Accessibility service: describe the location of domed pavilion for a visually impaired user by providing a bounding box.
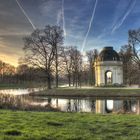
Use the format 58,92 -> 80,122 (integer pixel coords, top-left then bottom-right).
94,46 -> 123,86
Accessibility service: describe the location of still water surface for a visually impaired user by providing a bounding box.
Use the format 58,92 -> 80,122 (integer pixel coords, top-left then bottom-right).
0,88 -> 140,114
29,96 -> 139,113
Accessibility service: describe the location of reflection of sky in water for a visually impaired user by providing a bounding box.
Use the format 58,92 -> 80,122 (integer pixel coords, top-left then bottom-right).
0,88 -> 44,95
131,105 -> 136,112
51,99 -> 94,112
131,102 -> 137,112
106,100 -> 114,111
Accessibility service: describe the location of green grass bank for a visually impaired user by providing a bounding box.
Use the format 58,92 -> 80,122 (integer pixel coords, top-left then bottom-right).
30,88 -> 140,98
0,110 -> 140,140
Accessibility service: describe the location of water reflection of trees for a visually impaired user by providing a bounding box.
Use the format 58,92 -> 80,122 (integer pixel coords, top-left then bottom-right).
90,100 -> 95,112
66,99 -> 95,112
123,100 -> 137,113
25,97 -> 139,114
67,99 -> 79,112
66,99 -> 137,113
66,99 -> 81,112
67,99 -> 71,112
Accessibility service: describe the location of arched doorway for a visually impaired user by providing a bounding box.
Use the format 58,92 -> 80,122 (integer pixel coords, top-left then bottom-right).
105,70 -> 112,85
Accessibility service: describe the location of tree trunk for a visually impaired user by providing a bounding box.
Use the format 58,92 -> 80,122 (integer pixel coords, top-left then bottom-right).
55,64 -> 58,88
72,72 -> 74,86
47,75 -> 51,89
55,47 -> 59,88
78,72 -> 81,87
47,70 -> 51,89
139,63 -> 140,87
75,72 -> 78,88
68,73 -> 71,87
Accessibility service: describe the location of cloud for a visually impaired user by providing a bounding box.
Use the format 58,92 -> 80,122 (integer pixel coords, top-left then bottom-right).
15,0 -> 36,30
111,0 -> 136,33
39,0 -> 61,25
81,0 -> 98,52
57,10 -> 62,26
0,0 -> 33,38
0,35 -> 24,66
0,0 -> 138,66
0,36 -> 5,48
0,53 -> 19,67
62,0 -> 66,36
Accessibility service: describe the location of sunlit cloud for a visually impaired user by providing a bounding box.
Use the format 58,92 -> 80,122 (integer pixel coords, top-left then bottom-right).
0,53 -> 20,67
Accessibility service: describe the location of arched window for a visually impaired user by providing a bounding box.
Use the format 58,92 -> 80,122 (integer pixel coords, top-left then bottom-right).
105,70 -> 112,85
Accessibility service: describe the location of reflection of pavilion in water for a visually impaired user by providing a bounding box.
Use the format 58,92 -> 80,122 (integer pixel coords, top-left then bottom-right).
96,100 -> 140,114
46,98 -> 140,114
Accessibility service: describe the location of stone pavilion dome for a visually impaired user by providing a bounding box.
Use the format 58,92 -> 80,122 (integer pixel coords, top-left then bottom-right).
98,46 -> 120,61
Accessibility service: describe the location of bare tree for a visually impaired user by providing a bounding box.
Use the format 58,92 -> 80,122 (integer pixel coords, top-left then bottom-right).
128,29 -> 140,86
61,46 -> 73,86
45,26 -> 63,88
119,45 -> 134,85
0,60 -> 15,83
23,25 -> 63,89
16,64 -> 46,84
71,47 -> 82,87
61,47 -> 82,87
86,49 -> 98,85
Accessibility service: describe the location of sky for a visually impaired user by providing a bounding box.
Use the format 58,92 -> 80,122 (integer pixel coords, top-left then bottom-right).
0,0 -> 140,66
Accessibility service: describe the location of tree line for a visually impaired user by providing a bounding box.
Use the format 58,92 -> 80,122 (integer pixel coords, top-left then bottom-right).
120,29 -> 140,86
0,25 -> 139,88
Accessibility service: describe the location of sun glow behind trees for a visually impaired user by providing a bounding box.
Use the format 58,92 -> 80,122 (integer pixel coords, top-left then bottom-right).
0,60 -> 15,75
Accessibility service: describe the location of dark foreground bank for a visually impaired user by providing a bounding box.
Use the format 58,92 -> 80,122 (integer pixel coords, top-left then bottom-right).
0,110 -> 140,140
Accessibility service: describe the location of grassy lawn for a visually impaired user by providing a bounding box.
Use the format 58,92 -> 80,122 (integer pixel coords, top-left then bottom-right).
0,83 -> 29,89
0,110 -> 140,140
0,83 -> 47,89
31,88 -> 140,98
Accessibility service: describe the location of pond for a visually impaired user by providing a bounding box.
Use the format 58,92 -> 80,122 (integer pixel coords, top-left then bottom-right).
28,96 -> 140,114
0,88 -> 140,114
